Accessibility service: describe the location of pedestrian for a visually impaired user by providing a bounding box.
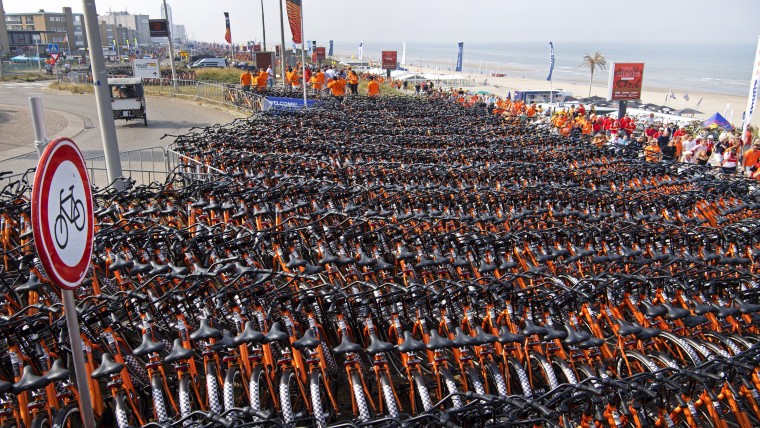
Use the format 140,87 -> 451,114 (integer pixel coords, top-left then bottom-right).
366,75 -> 380,97
240,68 -> 253,91
721,148 -> 738,174
414,82 -> 421,94
742,140 -> 760,176
266,65 -> 274,88
255,68 -> 268,90
347,68 -> 359,95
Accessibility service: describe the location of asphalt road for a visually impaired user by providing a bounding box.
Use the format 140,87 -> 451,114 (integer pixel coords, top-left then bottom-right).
0,79 -> 239,179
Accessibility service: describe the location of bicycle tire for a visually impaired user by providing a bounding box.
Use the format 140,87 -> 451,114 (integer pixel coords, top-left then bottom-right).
484,360 -> 509,397
439,367 -> 463,409
279,369 -> 308,425
529,352 -> 559,395
150,373 -> 171,422
411,370 -> 434,413
309,371 -> 329,428
52,403 -> 85,428
30,415 -> 50,428
504,356 -> 533,398
178,375 -> 202,420
114,392 -> 140,428
464,365 -> 486,395
350,370 -> 372,422
223,366 -> 247,413
205,361 -> 222,414
248,366 -> 275,419
378,371 -> 400,418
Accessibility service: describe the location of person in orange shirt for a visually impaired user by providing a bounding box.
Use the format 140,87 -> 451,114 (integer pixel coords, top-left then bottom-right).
255,69 -> 268,90
327,77 -> 345,97
526,103 -> 537,118
742,140 -> 760,175
644,140 -> 662,162
347,69 -> 359,95
289,67 -> 301,88
312,68 -> 325,92
240,68 -> 253,91
366,75 -> 380,97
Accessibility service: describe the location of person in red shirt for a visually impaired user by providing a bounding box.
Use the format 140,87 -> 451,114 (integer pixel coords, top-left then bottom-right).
645,125 -> 657,138
577,104 -> 586,116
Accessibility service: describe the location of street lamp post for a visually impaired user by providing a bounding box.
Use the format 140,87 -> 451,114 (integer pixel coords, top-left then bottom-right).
34,36 -> 41,71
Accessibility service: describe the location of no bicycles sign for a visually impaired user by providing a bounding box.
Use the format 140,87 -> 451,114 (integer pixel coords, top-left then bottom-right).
32,137 -> 94,290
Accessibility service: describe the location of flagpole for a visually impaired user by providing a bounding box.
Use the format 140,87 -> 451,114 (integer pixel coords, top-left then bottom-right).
278,0 -> 287,87
260,0 -> 267,51
300,1 -> 307,106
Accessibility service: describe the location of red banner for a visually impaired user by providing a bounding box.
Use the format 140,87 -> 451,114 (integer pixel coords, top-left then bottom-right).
315,47 -> 326,60
286,0 -> 302,44
224,12 -> 231,44
254,44 -> 262,52
608,62 -> 645,101
382,51 -> 397,70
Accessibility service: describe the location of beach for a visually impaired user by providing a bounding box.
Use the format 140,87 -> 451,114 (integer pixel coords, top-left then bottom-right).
402,62 -> 758,129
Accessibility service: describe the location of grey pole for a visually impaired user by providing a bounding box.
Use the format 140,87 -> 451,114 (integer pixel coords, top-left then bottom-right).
29,97 -> 49,157
63,289 -> 96,428
261,0 -> 267,52
82,0 -> 123,191
163,0 -> 178,91
279,0 -> 287,87
300,4 -> 307,106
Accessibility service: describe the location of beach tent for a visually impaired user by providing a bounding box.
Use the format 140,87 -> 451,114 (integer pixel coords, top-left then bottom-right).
702,112 -> 732,130
10,55 -> 43,63
676,108 -> 703,118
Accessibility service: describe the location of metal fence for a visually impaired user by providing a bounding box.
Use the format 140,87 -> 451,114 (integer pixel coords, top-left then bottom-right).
142,78 -> 264,113
84,146 -> 170,188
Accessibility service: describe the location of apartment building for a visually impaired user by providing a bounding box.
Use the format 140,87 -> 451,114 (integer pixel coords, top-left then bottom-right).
3,7 -> 86,55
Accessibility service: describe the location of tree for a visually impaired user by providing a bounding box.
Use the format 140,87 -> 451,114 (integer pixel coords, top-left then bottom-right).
579,51 -> 606,98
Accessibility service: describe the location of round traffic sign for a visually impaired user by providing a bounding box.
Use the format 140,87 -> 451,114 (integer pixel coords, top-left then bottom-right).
32,137 -> 94,290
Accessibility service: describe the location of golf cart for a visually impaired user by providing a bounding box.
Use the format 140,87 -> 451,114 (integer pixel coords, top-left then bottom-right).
108,77 -> 147,126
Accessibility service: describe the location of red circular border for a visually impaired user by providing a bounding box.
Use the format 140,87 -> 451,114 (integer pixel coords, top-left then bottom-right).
31,138 -> 94,290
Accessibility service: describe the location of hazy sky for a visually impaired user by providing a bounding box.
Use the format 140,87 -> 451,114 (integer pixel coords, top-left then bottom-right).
4,0 -> 759,46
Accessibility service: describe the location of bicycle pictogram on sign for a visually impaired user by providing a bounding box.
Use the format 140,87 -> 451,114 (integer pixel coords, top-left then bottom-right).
54,185 -> 86,249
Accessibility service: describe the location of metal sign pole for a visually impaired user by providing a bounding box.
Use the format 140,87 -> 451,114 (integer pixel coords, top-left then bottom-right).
163,0 -> 178,91
62,289 -> 96,428
29,97 -> 49,157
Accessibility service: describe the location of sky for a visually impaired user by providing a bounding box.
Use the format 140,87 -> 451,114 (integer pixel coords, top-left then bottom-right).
4,0 -> 759,46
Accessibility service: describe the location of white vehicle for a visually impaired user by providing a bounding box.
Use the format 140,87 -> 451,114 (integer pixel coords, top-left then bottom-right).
108,78 -> 147,127
189,58 -> 227,68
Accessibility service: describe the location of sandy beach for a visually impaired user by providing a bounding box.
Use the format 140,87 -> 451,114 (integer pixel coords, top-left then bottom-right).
403,63 -> 758,128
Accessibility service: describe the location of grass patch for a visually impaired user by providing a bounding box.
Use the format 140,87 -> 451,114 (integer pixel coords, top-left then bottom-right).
195,67 -> 243,84
49,82 -> 94,94
0,72 -> 52,82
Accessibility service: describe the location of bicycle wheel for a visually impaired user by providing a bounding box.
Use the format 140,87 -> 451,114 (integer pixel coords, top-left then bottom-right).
504,357 -> 533,398
52,404 -> 85,428
205,361 -> 223,414
223,366 -> 248,413
248,367 -> 276,418
350,371 -> 372,422
411,370 -> 433,413
279,369 -> 308,425
484,360 -> 508,397
439,367 -> 463,409
30,415 -> 50,428
179,376 -> 203,420
463,366 -> 486,395
150,374 -> 171,422
309,371 -> 329,428
529,353 -> 559,395
378,371 -> 400,418
114,392 -> 140,428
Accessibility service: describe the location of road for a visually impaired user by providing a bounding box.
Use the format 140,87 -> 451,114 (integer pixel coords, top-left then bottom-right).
0,79 -> 239,177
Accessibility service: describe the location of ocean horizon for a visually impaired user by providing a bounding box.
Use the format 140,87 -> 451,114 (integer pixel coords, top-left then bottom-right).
329,41 -> 756,97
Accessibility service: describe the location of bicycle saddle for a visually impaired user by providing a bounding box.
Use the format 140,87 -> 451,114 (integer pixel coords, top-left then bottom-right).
693,301 -> 718,315
714,305 -> 740,319
12,366 -> 49,393
396,246 -> 417,261
662,302 -> 690,320
397,331 -> 427,353
264,322 -> 290,344
285,253 -> 307,269
452,255 -> 470,268
452,327 -> 480,347
91,353 -> 125,380
15,274 -> 41,293
497,326 -> 525,345
682,315 -> 709,328
130,261 -> 152,275
235,321 -> 266,345
577,337 -> 605,350
374,257 -> 395,272
42,359 -> 71,384
733,297 -> 760,314
189,319 -> 223,341
366,333 -> 395,355
356,251 -> 377,267
639,301 -> 668,319
108,254 -> 134,271
472,326 -> 498,345
477,261 -> 497,274
615,319 -> 642,336
167,263 -> 190,278
190,198 -> 208,209
133,332 -> 166,357
332,335 -> 363,355
318,249 -> 341,266
426,329 -> 455,350
149,261 -> 171,276
562,324 -> 591,346
498,257 -> 518,271
415,256 -> 437,269
165,339 -> 196,364
634,326 -> 661,341
301,263 -> 324,275
292,329 -> 322,351
521,320 -> 548,337
543,326 -> 568,341
212,331 -> 238,350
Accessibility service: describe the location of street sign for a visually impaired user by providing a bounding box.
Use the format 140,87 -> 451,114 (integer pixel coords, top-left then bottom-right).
132,58 -> 159,78
50,52 -> 60,62
148,19 -> 169,37
48,44 -> 59,53
32,137 -> 94,290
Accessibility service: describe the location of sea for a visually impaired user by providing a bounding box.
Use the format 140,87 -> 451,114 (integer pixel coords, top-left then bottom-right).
331,41 -> 756,97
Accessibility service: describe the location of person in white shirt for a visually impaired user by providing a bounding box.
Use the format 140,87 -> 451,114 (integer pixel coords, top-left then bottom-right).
266,66 -> 274,88
325,67 -> 336,81
681,135 -> 699,163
